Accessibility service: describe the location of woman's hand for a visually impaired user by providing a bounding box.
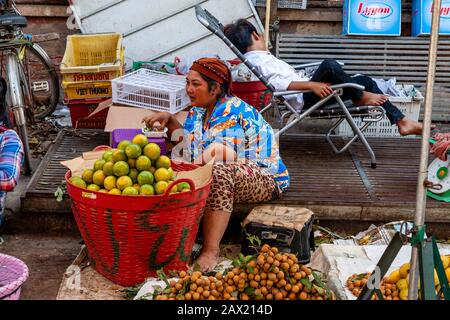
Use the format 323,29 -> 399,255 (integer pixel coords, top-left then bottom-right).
309,82 -> 333,98
142,112 -> 172,130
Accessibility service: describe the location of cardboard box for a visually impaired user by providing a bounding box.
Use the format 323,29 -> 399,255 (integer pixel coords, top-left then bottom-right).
343,0 -> 401,36
412,0 -> 450,36
87,98 -> 188,146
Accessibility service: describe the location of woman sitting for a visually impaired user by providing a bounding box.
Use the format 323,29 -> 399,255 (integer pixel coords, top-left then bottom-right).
143,58 -> 289,271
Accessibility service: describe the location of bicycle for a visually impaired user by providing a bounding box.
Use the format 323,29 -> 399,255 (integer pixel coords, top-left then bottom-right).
0,0 -> 60,175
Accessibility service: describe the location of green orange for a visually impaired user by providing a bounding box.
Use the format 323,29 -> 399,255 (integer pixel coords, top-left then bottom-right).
109,188 -> 121,195
81,169 -> 94,184
87,184 -> 101,191
132,134 -> 149,148
104,176 -> 117,191
117,140 -> 131,151
92,170 -> 106,186
103,161 -> 115,176
102,150 -> 114,162
155,181 -> 169,195
136,155 -> 152,171
128,158 -> 136,168
125,143 -> 142,159
140,184 -> 155,196
177,182 -> 191,192
71,177 -> 87,189
155,155 -> 171,169
116,176 -> 133,191
93,159 -> 106,171
129,168 -> 139,184
112,149 -> 127,162
113,161 -> 130,177
122,186 -> 139,196
154,168 -> 171,182
143,143 -> 161,161
137,171 -> 154,185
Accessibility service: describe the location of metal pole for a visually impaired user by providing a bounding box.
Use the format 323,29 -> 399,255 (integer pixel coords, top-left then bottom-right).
265,0 -> 271,48
408,0 -> 442,300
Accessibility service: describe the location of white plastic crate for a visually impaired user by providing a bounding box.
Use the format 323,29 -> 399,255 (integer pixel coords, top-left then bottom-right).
112,69 -> 190,114
337,86 -> 424,138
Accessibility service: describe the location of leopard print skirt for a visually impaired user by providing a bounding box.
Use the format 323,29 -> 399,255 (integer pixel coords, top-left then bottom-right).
205,160 -> 281,213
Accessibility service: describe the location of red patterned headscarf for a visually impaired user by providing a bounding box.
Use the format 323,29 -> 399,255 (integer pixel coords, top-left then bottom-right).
190,58 -> 232,95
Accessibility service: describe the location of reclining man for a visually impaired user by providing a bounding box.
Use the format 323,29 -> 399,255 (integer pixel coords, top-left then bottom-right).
224,20 -> 424,136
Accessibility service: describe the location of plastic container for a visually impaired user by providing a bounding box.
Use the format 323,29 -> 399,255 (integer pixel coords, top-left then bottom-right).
65,161 -> 212,286
111,128 -> 167,155
112,69 -> 190,114
232,81 -> 273,111
338,86 -> 424,138
412,0 -> 450,36
65,98 -> 109,129
0,253 -> 29,300
342,0 -> 401,36
62,80 -> 112,100
241,206 -> 315,264
60,33 -> 124,84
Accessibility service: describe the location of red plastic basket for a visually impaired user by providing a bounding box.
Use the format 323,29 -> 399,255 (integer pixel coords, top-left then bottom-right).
65,98 -> 109,129
232,81 -> 273,111
65,161 -> 211,286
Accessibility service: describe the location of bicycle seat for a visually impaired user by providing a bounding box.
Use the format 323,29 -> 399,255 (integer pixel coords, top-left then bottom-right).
0,14 -> 27,28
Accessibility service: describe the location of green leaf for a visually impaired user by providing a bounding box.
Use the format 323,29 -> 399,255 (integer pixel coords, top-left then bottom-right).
156,269 -> 169,287
300,277 -> 312,290
247,266 -> 255,274
54,186 -> 65,203
245,287 -> 255,296
313,284 -> 325,296
245,254 -> 258,263
232,258 -> 242,268
312,271 -> 332,300
239,253 -> 245,262
169,270 -> 179,277
193,262 -> 201,272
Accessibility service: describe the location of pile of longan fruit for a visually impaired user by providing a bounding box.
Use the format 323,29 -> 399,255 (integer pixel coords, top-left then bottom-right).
346,273 -> 401,300
154,244 -> 335,300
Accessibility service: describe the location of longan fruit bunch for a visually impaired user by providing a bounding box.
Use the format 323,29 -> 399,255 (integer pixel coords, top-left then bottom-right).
346,273 -> 400,300
154,244 -> 334,300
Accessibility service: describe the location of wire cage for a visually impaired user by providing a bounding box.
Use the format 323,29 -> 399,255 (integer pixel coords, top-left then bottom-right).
252,0 -> 307,10
112,69 -> 190,114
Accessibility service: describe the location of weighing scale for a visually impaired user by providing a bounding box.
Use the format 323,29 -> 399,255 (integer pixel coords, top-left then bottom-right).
427,139 -> 450,202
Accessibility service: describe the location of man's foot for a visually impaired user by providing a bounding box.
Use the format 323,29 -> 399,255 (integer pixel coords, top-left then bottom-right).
194,248 -> 220,272
397,117 -> 424,136
353,91 -> 388,106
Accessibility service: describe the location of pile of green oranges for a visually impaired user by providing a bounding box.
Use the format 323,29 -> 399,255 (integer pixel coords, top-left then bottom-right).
69,134 -> 190,196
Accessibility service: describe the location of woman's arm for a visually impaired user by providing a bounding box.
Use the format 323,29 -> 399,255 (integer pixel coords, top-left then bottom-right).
194,142 -> 237,165
0,131 -> 23,192
142,112 -> 183,140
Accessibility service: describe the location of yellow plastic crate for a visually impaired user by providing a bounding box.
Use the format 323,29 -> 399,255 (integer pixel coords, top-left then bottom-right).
62,80 -> 112,100
61,33 -> 124,83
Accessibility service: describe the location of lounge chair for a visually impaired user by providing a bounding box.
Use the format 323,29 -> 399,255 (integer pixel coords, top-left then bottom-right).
195,5 -> 385,168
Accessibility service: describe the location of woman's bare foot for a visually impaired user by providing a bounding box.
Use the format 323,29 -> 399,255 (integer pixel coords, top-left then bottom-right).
397,117 -> 423,136
194,248 -> 220,272
354,91 -> 388,106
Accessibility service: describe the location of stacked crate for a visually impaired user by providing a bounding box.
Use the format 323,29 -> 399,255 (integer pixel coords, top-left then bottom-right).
61,33 -> 124,128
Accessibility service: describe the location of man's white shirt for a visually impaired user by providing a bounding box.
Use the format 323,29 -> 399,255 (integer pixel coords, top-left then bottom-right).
243,50 -> 310,111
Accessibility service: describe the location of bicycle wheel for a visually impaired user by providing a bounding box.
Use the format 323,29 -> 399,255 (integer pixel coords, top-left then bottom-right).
19,43 -> 60,119
6,52 -> 32,175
